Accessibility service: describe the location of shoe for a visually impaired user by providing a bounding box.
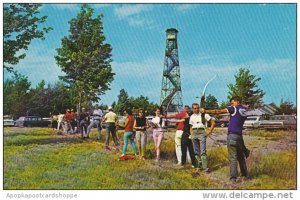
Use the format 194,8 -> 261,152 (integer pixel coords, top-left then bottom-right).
204,168 -> 211,174
230,178 -> 237,183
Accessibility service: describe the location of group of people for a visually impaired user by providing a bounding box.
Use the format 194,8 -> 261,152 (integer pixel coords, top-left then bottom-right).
118,96 -> 250,182
55,109 -> 76,133
52,96 -> 250,182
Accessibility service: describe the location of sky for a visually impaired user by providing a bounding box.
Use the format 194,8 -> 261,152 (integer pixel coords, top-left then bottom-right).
3,3 -> 297,107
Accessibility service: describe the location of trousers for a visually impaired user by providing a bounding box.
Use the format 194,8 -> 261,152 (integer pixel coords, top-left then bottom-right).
227,133 -> 248,180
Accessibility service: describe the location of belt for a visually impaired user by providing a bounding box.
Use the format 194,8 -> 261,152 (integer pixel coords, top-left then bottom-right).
228,132 -> 242,136
192,127 -> 205,130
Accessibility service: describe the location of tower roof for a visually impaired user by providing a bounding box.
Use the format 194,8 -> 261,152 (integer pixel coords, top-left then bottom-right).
166,28 -> 178,33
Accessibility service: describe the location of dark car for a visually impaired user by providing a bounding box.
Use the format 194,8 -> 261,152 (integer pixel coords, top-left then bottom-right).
210,116 -> 230,128
15,116 -> 49,127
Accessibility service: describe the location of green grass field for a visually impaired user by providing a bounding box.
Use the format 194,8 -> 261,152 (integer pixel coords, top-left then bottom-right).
3,127 -> 296,189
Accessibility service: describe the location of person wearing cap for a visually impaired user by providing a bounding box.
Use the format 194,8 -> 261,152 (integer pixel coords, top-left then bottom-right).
70,109 -> 77,133
87,104 -> 103,140
79,107 -> 90,138
103,106 -> 119,149
64,109 -> 73,134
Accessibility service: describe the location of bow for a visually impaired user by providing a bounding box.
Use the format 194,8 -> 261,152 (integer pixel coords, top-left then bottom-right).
202,74 -> 217,96
200,75 -> 217,124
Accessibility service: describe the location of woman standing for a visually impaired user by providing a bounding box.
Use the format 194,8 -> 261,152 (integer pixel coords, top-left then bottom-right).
120,110 -> 137,156
133,109 -> 149,160
151,108 -> 167,162
168,110 -> 197,167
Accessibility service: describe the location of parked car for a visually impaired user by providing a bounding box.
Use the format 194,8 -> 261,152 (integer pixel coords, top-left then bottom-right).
101,116 -> 126,130
215,116 -> 230,128
243,116 -> 262,129
15,116 -> 49,127
260,115 -> 296,130
117,116 -> 126,130
207,117 -> 229,128
3,115 -> 15,127
209,116 -> 230,128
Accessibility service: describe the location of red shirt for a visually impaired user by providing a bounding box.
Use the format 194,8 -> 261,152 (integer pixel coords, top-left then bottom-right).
125,115 -> 134,132
70,112 -> 75,119
175,112 -> 186,130
64,112 -> 73,121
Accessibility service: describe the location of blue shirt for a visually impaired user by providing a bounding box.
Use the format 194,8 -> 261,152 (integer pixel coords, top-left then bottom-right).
227,105 -> 247,135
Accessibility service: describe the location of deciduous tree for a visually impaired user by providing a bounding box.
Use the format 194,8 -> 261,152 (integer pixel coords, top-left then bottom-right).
228,68 -> 265,108
55,4 -> 114,113
204,94 -> 219,109
276,99 -> 296,115
4,3 -> 52,72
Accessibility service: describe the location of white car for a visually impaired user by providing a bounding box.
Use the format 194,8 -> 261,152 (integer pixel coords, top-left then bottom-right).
243,116 -> 262,129
3,115 -> 15,127
260,115 -> 296,130
118,116 -> 126,126
146,116 -> 154,121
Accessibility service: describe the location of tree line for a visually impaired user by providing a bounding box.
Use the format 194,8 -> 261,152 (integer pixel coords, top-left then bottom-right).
3,72 -> 160,118
3,4 -> 296,119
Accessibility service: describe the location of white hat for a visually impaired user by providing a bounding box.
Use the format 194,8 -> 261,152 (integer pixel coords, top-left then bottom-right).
108,106 -> 113,110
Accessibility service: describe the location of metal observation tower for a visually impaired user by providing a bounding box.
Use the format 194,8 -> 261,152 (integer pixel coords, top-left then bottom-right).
160,28 -> 183,113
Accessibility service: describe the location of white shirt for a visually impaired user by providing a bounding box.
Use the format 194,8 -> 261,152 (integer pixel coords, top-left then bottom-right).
92,109 -> 103,120
189,113 -> 211,128
151,116 -> 166,128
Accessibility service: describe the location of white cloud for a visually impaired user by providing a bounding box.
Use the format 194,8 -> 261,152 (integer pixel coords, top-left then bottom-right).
127,16 -> 145,26
114,4 -> 152,19
8,43 -> 63,87
50,4 -> 80,12
113,4 -> 155,28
